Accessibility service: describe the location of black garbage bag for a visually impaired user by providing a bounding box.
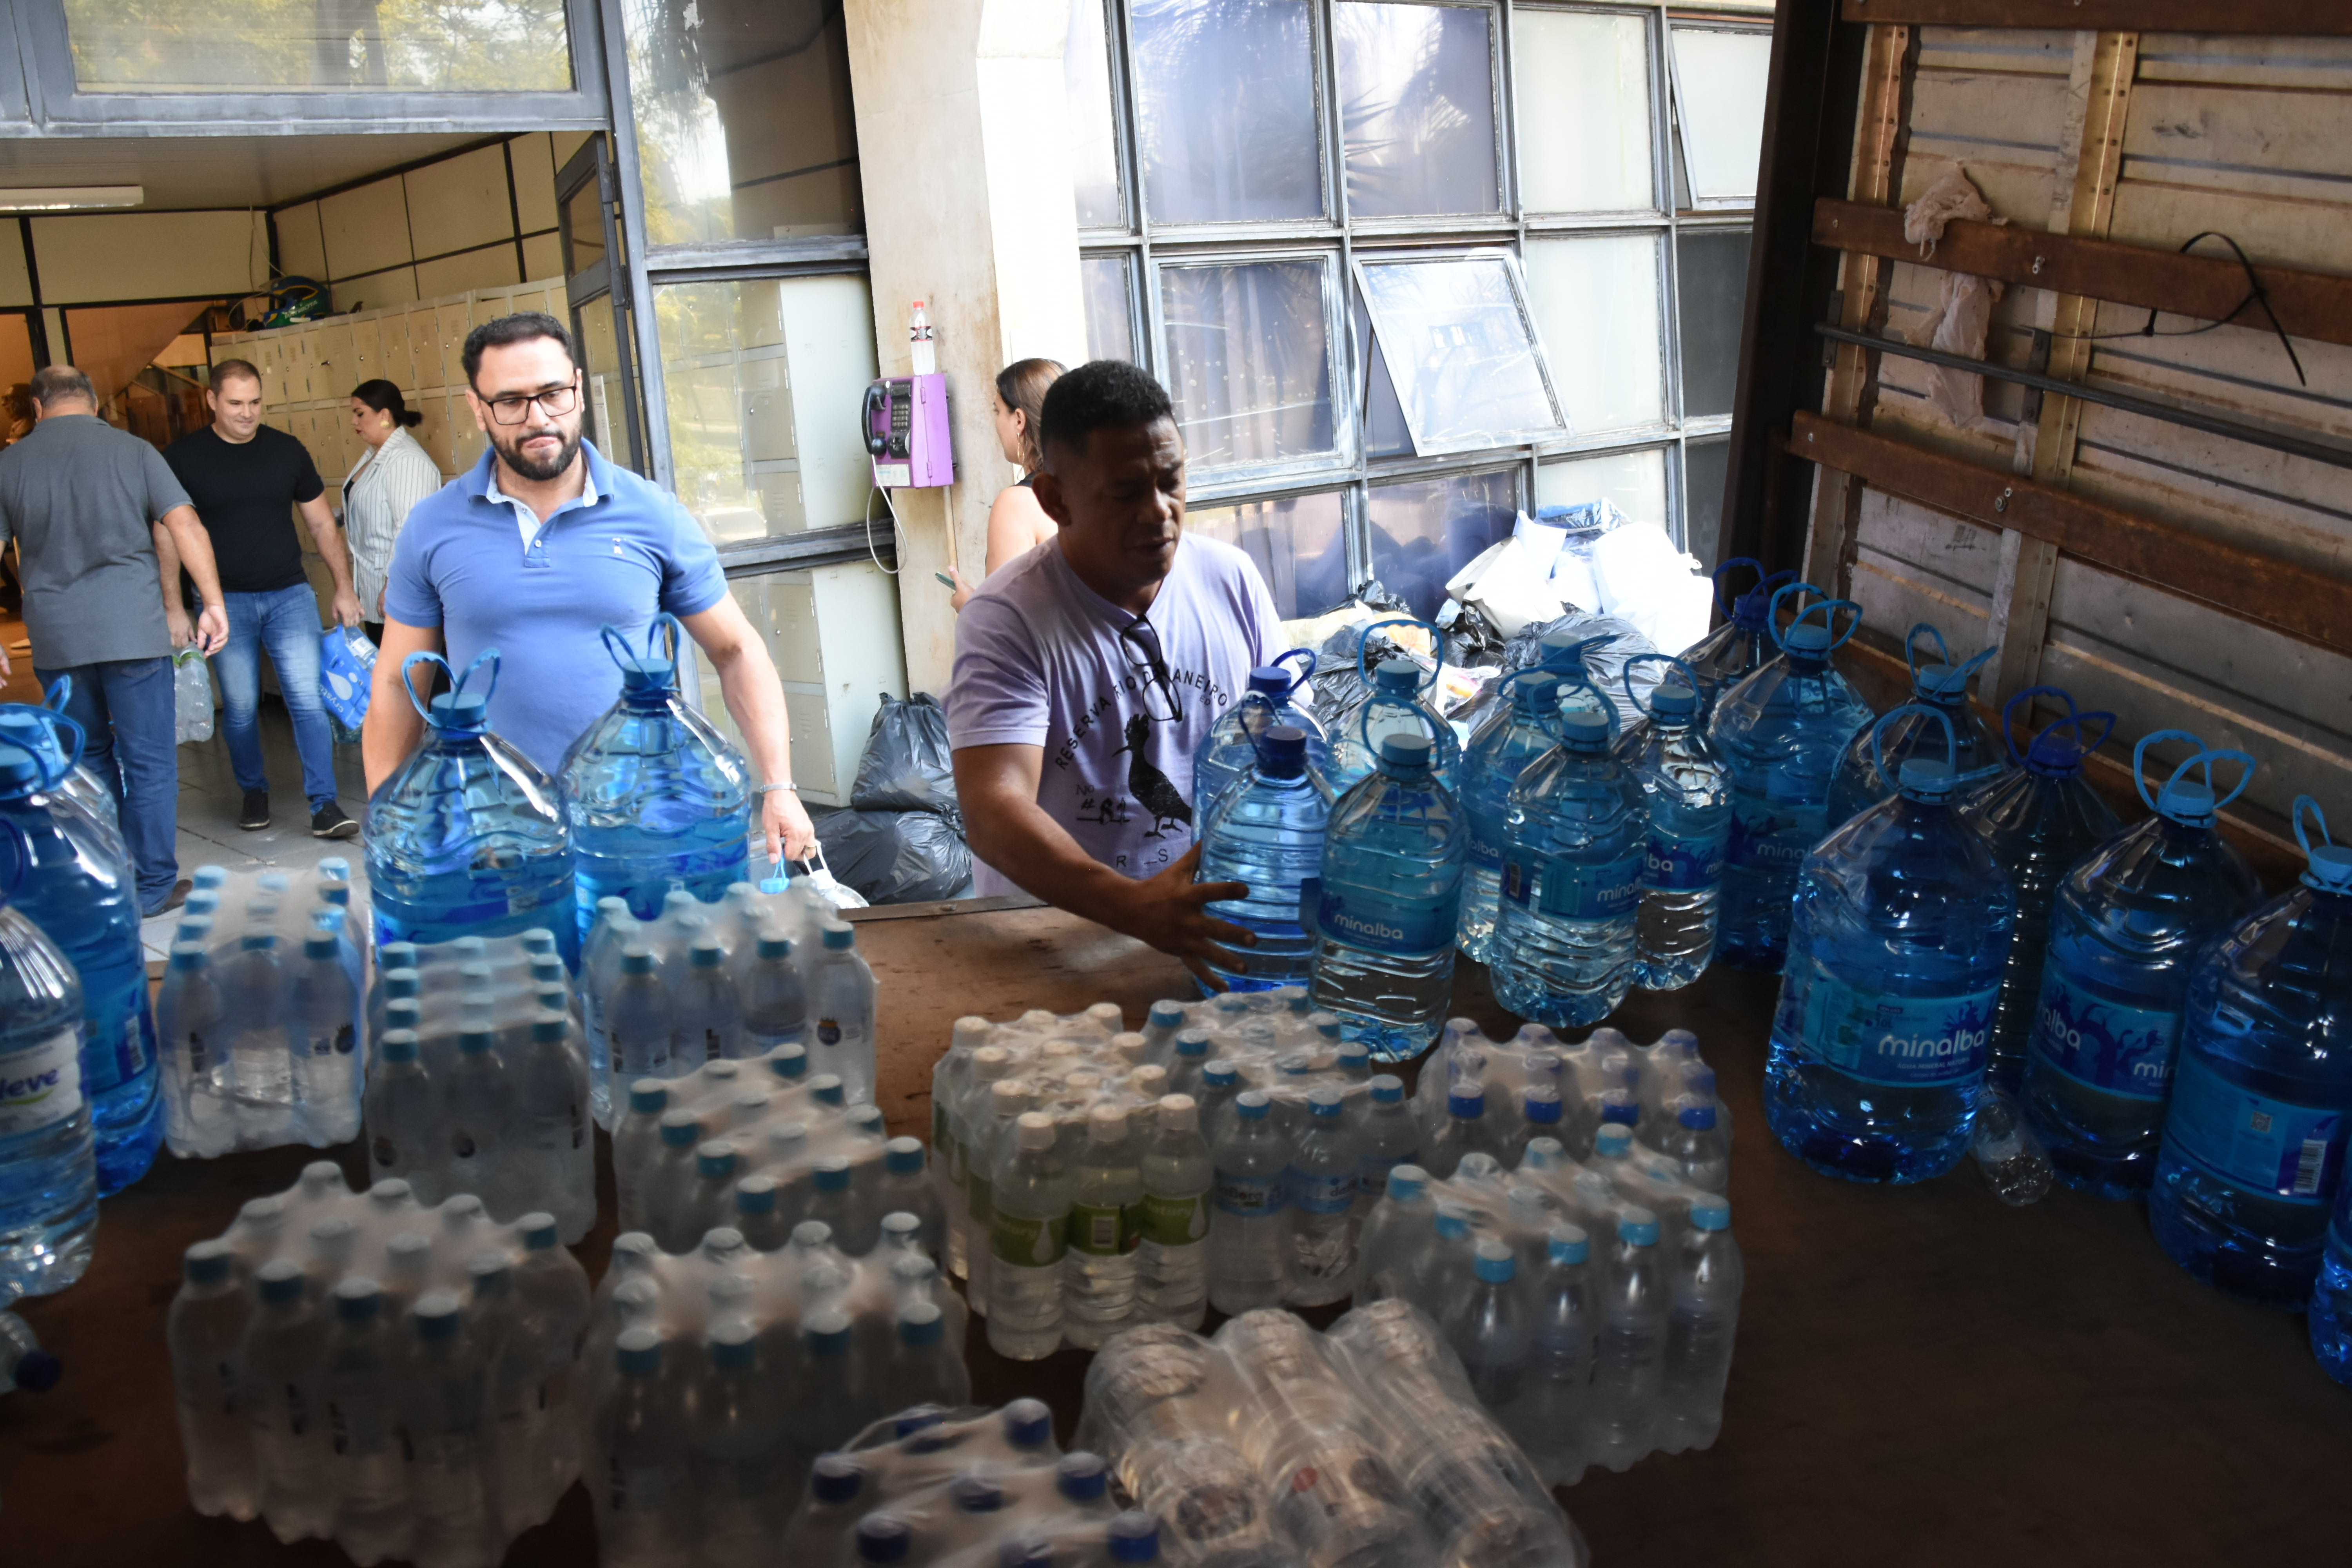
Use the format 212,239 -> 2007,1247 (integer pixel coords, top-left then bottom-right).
849,691 -> 960,829
809,806 -> 974,905
1309,592 -> 1429,738
1434,597 -> 1510,666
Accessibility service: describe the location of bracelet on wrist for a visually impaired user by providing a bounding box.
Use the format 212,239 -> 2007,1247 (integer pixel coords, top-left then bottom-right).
753,782 -> 798,797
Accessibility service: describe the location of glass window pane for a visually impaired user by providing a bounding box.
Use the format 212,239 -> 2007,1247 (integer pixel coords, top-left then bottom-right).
1334,1 -> 1499,219
1676,227 -> 1751,419
1350,290 -> 1411,460
1671,27 -> 1770,206
1367,468 -> 1518,622
562,179 -> 607,278
62,0 -> 573,91
1516,9 -> 1653,213
1358,254 -> 1561,454
577,296 -> 639,474
1537,445 -> 1668,527
1068,0 -> 1124,228
1083,254 -> 1136,363
1682,437 -> 1730,567
654,273 -> 880,542
1521,234 -> 1664,435
622,0 -> 862,250
1160,258 -> 1336,471
1132,0 -> 1322,225
1189,491 -> 1349,619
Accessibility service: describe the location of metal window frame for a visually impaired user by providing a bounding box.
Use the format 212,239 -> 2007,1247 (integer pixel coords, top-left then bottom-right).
555,134 -> 650,477
1662,15 -> 1775,213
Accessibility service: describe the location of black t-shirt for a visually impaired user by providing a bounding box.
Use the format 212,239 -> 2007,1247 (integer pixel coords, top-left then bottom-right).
163,425 -> 326,594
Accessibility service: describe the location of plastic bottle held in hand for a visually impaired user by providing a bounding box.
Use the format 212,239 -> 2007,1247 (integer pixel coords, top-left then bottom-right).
1765,706 -> 2015,1184
1327,641 -> 1463,797
243,1258 -> 336,1542
1198,726 -> 1333,993
594,1328 -> 694,1568
1134,1093 -> 1213,1328
0,877 -> 93,1301
1492,701 -> 1648,1027
321,1278 -> 411,1566
1065,1102 -> 1146,1348
1659,1194 -> 1741,1454
1960,688 -> 2123,1093
562,614 -> 753,953
1679,559 -> 1793,720
1588,1207 -> 1666,1473
1450,1240 -> 1532,1417
2152,797 -> 2352,1307
1710,584 -> 1876,972
1309,731 -> 1468,1062
1284,1086 -> 1361,1306
1194,654 -> 1330,820
1511,1223 -> 1595,1486
1826,622 -> 2007,828
989,1110 -> 1074,1359
1619,660 -> 1732,991
1456,671 -> 1567,965
811,920 -> 876,1102
1209,1089 -> 1290,1315
367,650 -> 576,966
2022,734 -> 2265,1199
2311,1172 -> 2352,1386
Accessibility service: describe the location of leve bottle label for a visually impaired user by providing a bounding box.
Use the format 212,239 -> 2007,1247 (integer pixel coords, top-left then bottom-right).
2162,1051 -> 2346,1203
0,1027 -> 84,1136
2027,964 -> 2180,1100
1800,976 -> 1998,1087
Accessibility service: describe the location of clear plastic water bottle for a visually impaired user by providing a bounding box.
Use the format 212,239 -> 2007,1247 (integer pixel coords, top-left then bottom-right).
362,1029 -> 441,1201
1825,622 -> 2006,827
1422,1081 -> 1506,1178
1327,642 -> 1463,797
1962,687 -> 2123,1093
966,1078 -> 1035,1319
1456,671 -> 1566,965
1678,559 -> 1793,721
562,614 -> 753,953
1492,704 -> 1648,1027
593,1327 -> 694,1568
1510,1223 -> 1593,1486
1588,1207 -> 1665,1473
2311,1174 -> 2352,1386
691,1320 -> 791,1567
1355,1163 -> 1434,1302
368,651 -> 576,965
1653,1099 -> 1730,1194
445,1025 -> 517,1216
321,1277 -> 410,1566
607,946 -> 676,1082
224,929 -> 298,1148
1619,663 -> 1731,991
0,721 -> 160,1193
1352,1073 -> 1421,1214
1969,1088 -> 2053,1207
989,1111 -> 1074,1359
1659,1194 -> 1741,1454
811,921 -> 877,1102
158,940 -> 233,1160
0,877 -> 92,1301
1208,1089 -> 1290,1315
515,1012 -> 595,1241
170,1240 -> 257,1519
1450,1239 -> 1531,1416
581,898 -> 634,1110
740,929 -> 806,1051
1198,726 -> 1333,993
1065,1102 -> 1145,1348
668,938 -> 744,1066
2021,733 -> 2265,1199
2151,796 -> 2352,1307
1710,584 -> 1876,971
0,1307 -> 58,1394
244,1258 -> 336,1542
292,927 -> 361,1146
1286,1086 -> 1361,1306
1765,705 -> 2015,1183
1309,733 -> 1467,1061
1193,655 -> 1329,820
1135,1093 -> 1212,1328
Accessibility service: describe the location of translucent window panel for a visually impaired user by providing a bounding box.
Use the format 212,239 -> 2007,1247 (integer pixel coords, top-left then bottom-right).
1334,1 -> 1499,219
1676,228 -> 1751,419
1516,9 -> 1654,214
562,179 -> 607,278
1671,27 -> 1771,207
622,0 -> 862,249
1357,254 -> 1563,454
1083,254 -> 1137,365
1536,445 -> 1669,529
1521,234 -> 1665,435
1131,0 -> 1322,226
1682,437 -> 1730,566
1189,491 -> 1349,620
62,0 -> 573,91
1367,468 -> 1518,622
1068,0 -> 1124,229
577,296 -> 640,475
1160,258 -> 1337,472
1349,290 -> 1411,460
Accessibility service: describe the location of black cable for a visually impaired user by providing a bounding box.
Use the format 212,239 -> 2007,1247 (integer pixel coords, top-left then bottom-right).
2078,230 -> 2307,388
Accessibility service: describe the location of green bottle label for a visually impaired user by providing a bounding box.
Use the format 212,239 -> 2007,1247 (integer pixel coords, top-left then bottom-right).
1136,1190 -> 1209,1248
1069,1200 -> 1140,1256
991,1208 -> 1069,1267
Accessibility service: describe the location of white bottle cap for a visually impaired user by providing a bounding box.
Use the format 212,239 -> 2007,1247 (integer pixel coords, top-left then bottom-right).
1157,1094 -> 1198,1133
992,1080 -> 1030,1114
1015,1111 -> 1056,1150
1088,1103 -> 1128,1142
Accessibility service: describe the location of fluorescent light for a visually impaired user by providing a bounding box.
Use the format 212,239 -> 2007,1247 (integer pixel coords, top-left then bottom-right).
0,185 -> 143,211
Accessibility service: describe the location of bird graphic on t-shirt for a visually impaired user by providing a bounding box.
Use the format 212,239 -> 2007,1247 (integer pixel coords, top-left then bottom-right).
1114,713 -> 1192,839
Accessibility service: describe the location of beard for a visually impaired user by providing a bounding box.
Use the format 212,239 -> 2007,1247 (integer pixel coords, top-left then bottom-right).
492,420 -> 582,483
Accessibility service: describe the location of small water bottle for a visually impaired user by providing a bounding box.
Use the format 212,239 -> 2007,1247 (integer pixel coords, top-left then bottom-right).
1207,1089 -> 1290,1316
988,1111 -> 1073,1359
1659,1194 -> 1742,1454
1448,1239 -> 1531,1417
0,1308 -> 60,1393
673,938 -> 746,1064
909,299 -> 936,376
1065,1103 -> 1144,1348
1510,1222 -> 1593,1486
811,922 -> 877,1103
606,946 -> 675,1082
1134,1093 -> 1212,1329
1285,1086 -> 1361,1306
1351,1074 -> 1421,1214
1587,1207 -> 1666,1473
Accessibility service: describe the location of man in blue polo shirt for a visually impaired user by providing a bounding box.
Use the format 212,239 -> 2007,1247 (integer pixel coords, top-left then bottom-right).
361,312 -> 816,864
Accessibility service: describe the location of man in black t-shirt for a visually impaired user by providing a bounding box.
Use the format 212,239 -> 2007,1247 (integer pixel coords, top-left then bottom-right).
163,359 -> 366,838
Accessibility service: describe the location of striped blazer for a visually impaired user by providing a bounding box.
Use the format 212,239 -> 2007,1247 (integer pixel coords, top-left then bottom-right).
340,424 -> 443,619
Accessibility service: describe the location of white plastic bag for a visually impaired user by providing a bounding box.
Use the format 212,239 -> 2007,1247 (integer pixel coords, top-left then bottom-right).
795,843 -> 870,913
172,650 -> 214,744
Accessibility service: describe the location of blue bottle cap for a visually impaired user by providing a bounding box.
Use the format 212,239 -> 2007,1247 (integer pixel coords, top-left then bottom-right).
1369,1074 -> 1403,1104
1386,1165 -> 1426,1201
1433,1205 -> 1473,1240
1691,1196 -> 1732,1232
1278,1053 -> 1313,1078
240,929 -> 277,951
697,1142 -> 739,1180
1373,657 -> 1419,692
660,1111 -> 703,1147
1617,1208 -> 1660,1247
690,939 -> 725,968
610,1324 -> 661,1372
1514,671 -> 1563,713
454,1025 -> 492,1056
855,1513 -> 912,1563
1896,756 -> 1956,801
2025,727 -> 2088,777
414,1290 -> 465,1338
628,1081 -> 668,1115
1056,1451 -> 1109,1501
192,864 -> 229,889
769,1044 -> 809,1080
1335,1042 -> 1369,1073
1559,709 -> 1612,752
886,1136 -> 925,1174
1650,683 -> 1699,720
167,941 -> 207,971
1258,725 -> 1308,778
1448,1085 -> 1485,1118
952,1474 -> 1007,1513
2157,777 -> 2217,824
755,929 -> 793,961
1548,1224 -> 1590,1265
2306,845 -> 2352,894
822,922 -> 856,950
1003,1397 -> 1054,1447
430,688 -> 489,729
1247,664 -> 1289,693
1473,1240 -> 1515,1282
813,1155 -> 852,1192
1108,1512 -> 1161,1563
1522,1136 -> 1564,1168
1523,1086 -> 1563,1123
1234,1089 -> 1272,1120
811,1452 -> 865,1502
1595,1125 -> 1633,1157
810,1074 -> 847,1106
1784,622 -> 1831,655
1378,732 -> 1434,770
621,946 -> 656,975
1678,1101 -> 1718,1131
383,968 -> 422,998
11,1345 -> 59,1391
183,1240 -> 233,1286
1277,984 -> 1311,1013
897,1301 -> 945,1346
1214,992 -> 1251,1015
803,1310 -> 853,1356
330,1276 -> 381,1319
707,1321 -> 757,1368
1312,1011 -> 1343,1039
303,929 -> 339,960
516,1212 -> 560,1249
1150,1001 -> 1188,1030
1599,1090 -> 1638,1126
1307,1087 -> 1344,1118
532,1011 -> 568,1045
1174,1028 -> 1211,1059
735,1175 -> 778,1215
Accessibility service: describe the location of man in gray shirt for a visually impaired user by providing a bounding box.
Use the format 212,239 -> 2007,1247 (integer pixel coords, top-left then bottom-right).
0,366 -> 229,914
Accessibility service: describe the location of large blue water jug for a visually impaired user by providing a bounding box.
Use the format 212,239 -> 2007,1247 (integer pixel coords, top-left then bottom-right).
1325,619 -> 1461,797
2151,795 -> 2352,1306
1764,705 -> 2016,1183
367,650 -> 577,965
2312,1157 -> 2352,1384
1825,623 -> 2008,828
1616,655 -> 1731,991
1710,584 -> 1877,971
560,615 -> 753,952
0,702 -> 125,881
1197,725 -> 1333,994
1962,687 -> 2123,1093
1308,732 -> 1466,1062
2019,733 -> 2265,1198
0,811 -> 93,1303
0,712 -> 158,1195
37,678 -> 120,835
1677,559 -> 1794,720
1455,669 -> 1566,965
1491,695 -> 1648,1029
1192,650 -> 1328,821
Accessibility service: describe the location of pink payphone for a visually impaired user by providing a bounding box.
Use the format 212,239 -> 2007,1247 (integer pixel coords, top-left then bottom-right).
863,374 -> 954,489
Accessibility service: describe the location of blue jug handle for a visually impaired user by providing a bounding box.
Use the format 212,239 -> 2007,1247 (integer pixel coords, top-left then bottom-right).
2293,795 -> 2334,858
1869,702 -> 1958,787
2000,685 -> 2114,768
2130,728 -> 2204,815
1528,662 -> 1615,744
1619,653 -> 1699,721
1719,562 -> 1795,625
2158,747 -> 2256,822
2130,729 -> 2251,821
1354,616 -> 1446,695
1712,558 -> 1765,618
402,647 -> 501,725
643,611 -> 685,664
1268,647 -> 1315,699
1904,622 -> 1950,684
1767,583 -> 1862,654
40,675 -> 68,714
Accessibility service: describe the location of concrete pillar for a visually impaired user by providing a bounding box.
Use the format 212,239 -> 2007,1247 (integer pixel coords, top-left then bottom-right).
844,0 -> 1091,695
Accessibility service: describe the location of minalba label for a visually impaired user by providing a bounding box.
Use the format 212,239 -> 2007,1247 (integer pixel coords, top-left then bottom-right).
1314,887 -> 1453,956
1642,824 -> 1729,892
1727,788 -> 1827,873
0,1027 -> 84,1137
1800,977 -> 1998,1087
2027,965 -> 2180,1100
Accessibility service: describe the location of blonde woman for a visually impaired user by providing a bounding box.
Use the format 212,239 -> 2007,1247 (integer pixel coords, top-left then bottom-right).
948,357 -> 1065,612
341,379 -> 442,644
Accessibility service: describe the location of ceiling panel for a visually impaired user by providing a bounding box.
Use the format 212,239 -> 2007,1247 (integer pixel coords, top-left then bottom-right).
0,132 -> 491,211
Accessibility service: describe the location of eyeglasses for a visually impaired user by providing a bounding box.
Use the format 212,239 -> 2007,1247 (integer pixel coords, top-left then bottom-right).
479,381 -> 581,425
1119,615 -> 1184,724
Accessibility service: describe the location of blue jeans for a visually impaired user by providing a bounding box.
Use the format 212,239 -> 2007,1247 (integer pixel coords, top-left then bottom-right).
35,655 -> 180,911
211,584 -> 339,812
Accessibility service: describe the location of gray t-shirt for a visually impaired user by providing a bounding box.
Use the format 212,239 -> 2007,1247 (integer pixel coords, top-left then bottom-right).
0,414 -> 190,668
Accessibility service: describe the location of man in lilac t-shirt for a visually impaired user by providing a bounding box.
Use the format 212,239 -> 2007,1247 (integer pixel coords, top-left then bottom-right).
949,361 -> 1283,985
